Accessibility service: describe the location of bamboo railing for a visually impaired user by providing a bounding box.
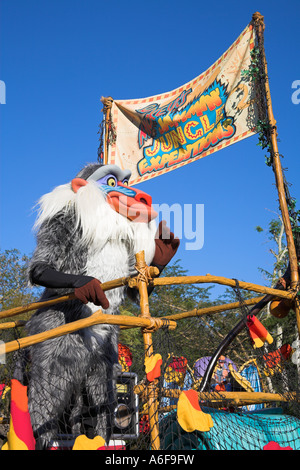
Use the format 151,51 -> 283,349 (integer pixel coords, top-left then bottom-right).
1,311 -> 177,355
0,250 -> 299,450
0,267 -> 159,321
156,391 -> 297,413
137,275 -> 296,300
0,253 -> 297,359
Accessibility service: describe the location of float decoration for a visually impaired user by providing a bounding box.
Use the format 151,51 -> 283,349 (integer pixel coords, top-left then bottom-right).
0,12 -> 300,451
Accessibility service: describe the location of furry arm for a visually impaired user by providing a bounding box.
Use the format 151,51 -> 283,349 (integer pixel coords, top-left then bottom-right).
30,262 -> 94,288
29,209 -> 110,308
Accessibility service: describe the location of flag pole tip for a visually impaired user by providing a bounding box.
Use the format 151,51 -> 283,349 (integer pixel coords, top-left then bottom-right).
252,12 -> 264,23
100,96 -> 113,106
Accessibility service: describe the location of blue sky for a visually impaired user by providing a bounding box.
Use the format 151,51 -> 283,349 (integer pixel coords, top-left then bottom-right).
1,0 -> 299,300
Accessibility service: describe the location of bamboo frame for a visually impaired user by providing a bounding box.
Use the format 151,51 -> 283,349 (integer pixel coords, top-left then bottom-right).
0,250 -> 299,450
0,320 -> 26,331
0,310 -> 176,356
252,12 -> 300,336
0,268 -> 159,321
0,270 -> 295,356
135,251 -> 160,450
139,275 -> 296,300
160,388 -> 297,407
159,391 -> 297,410
159,296 -> 264,322
134,382 -> 298,408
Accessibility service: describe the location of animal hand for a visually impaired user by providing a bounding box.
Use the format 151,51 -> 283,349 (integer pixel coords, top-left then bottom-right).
152,220 -> 180,268
74,278 -> 110,309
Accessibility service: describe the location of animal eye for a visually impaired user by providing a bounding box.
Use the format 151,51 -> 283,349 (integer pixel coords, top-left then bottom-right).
123,180 -> 129,186
107,177 -> 116,187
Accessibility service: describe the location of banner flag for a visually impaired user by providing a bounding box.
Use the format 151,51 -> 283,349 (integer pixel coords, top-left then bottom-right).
108,23 -> 257,186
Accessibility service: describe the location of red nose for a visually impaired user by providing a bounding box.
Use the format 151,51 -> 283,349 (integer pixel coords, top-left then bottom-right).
117,182 -> 152,207
133,188 -> 152,206
111,182 -> 157,222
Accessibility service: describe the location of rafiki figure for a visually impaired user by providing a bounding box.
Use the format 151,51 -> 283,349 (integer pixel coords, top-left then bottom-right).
27,163 -> 179,449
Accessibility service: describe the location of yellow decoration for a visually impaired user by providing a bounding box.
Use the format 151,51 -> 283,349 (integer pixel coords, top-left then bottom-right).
164,366 -> 185,386
228,364 -> 254,392
1,386 -> 10,400
144,354 -> 162,373
2,420 -> 28,450
177,390 -> 214,433
72,435 -> 105,450
144,354 -> 162,381
119,356 -> 129,372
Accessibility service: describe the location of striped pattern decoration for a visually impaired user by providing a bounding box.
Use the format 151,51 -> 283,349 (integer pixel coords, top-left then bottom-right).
145,354 -> 163,382
247,315 -> 273,349
2,379 -> 35,450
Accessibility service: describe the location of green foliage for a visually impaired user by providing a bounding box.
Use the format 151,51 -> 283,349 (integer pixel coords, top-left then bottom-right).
0,249 -> 40,312
255,119 -> 273,166
241,47 -> 264,82
242,47 -> 273,167
0,249 -> 41,351
288,198 -> 300,235
256,217 -> 289,285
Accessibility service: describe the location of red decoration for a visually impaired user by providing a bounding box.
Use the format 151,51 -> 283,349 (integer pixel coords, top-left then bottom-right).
263,441 -> 293,450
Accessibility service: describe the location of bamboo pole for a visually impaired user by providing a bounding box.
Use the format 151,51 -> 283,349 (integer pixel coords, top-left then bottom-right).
100,96 -> 113,165
2,272 -> 289,323
252,12 -> 300,336
162,388 -> 298,405
160,296 -> 265,322
0,296 -> 264,332
0,320 -> 26,330
0,268 -> 159,321
0,311 -> 176,356
146,275 -> 295,299
0,293 -> 76,321
134,383 -> 298,407
135,251 -> 160,450
161,390 -> 297,408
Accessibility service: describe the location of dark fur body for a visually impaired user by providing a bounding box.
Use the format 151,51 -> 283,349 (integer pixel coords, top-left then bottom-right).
27,171 -> 156,448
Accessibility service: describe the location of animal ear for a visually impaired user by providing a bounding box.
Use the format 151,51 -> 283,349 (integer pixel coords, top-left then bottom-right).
71,178 -> 88,193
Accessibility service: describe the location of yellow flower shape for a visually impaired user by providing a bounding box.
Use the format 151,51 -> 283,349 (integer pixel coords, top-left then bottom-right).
177,389 -> 214,433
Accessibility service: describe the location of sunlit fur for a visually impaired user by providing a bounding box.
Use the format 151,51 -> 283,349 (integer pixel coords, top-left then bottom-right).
27,172 -> 157,448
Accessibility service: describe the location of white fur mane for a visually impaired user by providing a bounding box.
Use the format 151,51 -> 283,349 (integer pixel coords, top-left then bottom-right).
33,180 -> 157,267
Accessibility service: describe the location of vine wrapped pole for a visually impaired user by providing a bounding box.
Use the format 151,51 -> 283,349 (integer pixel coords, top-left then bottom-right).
252,12 -> 300,335
100,96 -> 114,165
135,251 -> 161,450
